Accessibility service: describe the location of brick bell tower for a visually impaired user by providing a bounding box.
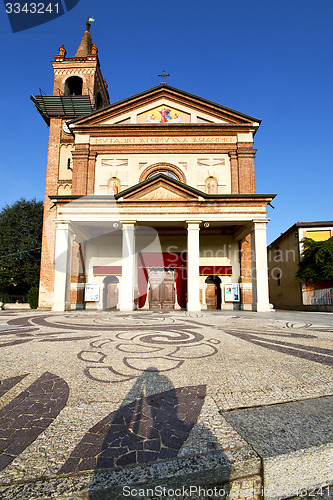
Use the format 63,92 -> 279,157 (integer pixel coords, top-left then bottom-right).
32,20 -> 110,309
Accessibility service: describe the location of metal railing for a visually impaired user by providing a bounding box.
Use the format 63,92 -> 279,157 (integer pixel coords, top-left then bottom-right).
303,287 -> 333,305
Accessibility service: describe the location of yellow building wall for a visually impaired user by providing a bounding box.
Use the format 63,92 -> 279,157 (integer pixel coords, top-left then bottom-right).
268,230 -> 301,309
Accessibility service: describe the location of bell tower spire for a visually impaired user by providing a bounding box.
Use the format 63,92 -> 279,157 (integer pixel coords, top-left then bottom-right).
75,18 -> 93,57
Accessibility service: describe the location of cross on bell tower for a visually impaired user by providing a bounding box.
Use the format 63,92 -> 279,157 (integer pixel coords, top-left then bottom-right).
158,70 -> 170,83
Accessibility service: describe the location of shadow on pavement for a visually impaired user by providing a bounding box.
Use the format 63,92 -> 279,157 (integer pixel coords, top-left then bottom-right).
58,367 -> 231,499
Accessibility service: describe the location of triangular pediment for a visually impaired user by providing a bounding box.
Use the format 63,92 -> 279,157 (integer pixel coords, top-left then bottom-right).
69,85 -> 260,128
118,174 -> 203,201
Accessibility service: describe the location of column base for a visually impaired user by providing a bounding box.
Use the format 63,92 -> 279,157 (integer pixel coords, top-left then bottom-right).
52,302 -> 71,312
187,302 -> 202,312
252,303 -> 272,312
120,303 -> 135,312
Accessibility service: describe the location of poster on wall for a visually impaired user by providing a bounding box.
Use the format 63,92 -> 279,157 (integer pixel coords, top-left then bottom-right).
225,283 -> 240,302
85,284 -> 100,302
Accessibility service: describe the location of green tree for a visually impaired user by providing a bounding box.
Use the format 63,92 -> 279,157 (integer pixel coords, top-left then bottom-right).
295,237 -> 333,284
0,198 -> 43,296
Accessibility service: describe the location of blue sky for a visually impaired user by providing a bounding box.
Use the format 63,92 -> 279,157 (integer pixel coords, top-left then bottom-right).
0,0 -> 332,244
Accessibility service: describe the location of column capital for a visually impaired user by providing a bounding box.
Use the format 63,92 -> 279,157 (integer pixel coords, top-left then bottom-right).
186,221 -> 202,230
120,220 -> 136,226
54,220 -> 73,232
237,148 -> 257,158
71,149 -> 90,159
120,221 -> 136,233
251,219 -> 270,231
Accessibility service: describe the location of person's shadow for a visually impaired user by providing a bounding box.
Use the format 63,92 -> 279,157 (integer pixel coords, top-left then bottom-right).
58,368 -> 231,498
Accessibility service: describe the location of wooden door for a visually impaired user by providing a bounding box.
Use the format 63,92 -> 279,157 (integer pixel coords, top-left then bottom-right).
206,284 -> 217,309
148,269 -> 175,309
107,283 -> 118,309
161,270 -> 175,309
148,269 -> 163,309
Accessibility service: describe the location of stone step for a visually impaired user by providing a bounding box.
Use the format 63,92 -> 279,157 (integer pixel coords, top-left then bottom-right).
223,395 -> 333,500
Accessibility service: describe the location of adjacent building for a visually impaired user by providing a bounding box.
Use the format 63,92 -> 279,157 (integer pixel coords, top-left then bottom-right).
268,221 -> 333,310
32,21 -> 275,312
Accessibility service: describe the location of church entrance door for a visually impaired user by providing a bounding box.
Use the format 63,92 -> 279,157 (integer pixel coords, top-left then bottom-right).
148,268 -> 175,309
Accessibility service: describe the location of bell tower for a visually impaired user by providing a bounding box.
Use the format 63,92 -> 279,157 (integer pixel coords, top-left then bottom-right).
52,19 -> 109,108
32,20 -> 109,309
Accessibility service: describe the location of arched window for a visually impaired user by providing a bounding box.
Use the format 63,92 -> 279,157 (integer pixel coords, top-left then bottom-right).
64,76 -> 83,96
139,163 -> 186,183
147,170 -> 178,180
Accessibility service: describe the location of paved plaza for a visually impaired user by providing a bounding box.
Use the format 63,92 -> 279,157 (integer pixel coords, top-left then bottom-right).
0,309 -> 332,499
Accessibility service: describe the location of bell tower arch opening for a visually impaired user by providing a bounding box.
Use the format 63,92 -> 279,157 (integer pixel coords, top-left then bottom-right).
64,76 -> 83,96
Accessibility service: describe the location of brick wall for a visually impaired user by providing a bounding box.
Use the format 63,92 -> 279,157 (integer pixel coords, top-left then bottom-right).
38,119 -> 62,308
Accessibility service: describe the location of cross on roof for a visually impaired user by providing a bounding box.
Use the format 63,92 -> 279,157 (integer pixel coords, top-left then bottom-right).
158,70 -> 170,83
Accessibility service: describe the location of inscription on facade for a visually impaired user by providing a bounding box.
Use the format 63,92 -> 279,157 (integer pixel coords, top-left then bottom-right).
92,136 -> 236,145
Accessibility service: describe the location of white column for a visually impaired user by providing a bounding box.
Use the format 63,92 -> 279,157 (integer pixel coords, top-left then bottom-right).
119,222 -> 136,311
251,221 -> 271,312
187,222 -> 201,311
52,221 -> 73,312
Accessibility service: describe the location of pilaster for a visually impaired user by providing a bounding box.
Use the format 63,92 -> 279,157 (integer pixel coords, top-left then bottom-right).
237,147 -> 256,193
228,150 -> 239,194
71,145 -> 90,195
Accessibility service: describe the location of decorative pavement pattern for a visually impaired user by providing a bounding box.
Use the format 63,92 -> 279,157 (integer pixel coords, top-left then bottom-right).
0,309 -> 332,498
0,372 -> 69,471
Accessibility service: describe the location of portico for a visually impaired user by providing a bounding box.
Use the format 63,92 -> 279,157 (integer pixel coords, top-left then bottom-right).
50,175 -> 273,313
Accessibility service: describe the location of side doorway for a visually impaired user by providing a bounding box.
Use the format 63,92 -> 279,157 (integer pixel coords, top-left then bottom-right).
205,275 -> 222,310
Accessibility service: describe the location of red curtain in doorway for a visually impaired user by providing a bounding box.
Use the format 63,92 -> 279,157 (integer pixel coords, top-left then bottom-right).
138,266 -> 149,308
138,252 -> 187,309
175,252 -> 187,309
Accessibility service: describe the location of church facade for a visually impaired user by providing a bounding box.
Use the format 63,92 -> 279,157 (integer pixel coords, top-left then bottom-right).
33,21 -> 275,313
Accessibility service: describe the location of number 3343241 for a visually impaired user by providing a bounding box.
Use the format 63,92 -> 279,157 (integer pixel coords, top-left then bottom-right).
6,3 -> 59,14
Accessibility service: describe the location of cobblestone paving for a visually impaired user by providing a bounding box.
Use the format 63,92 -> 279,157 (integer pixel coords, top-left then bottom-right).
0,309 -> 331,498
